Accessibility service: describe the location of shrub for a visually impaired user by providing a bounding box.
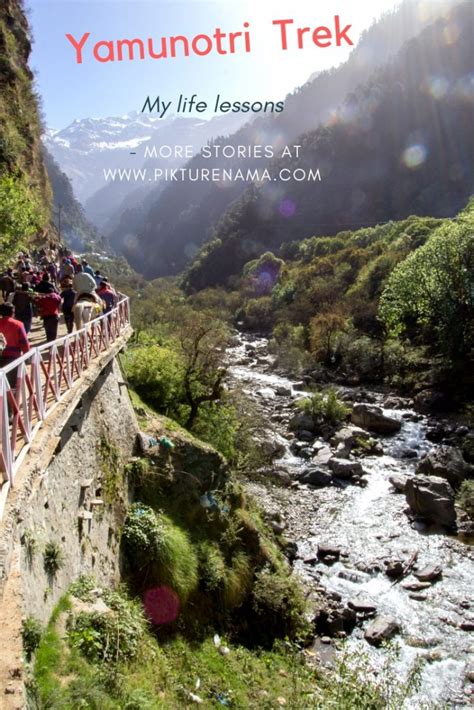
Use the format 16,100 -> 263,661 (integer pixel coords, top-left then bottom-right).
123,505 -> 199,602
297,389 -> 349,426
0,175 -> 44,266
122,504 -> 165,560
457,480 -> 474,519
69,575 -> 97,602
22,617 -> 42,660
222,552 -> 253,610
68,590 -> 148,664
199,541 -> 226,592
43,542 -> 64,577
251,568 -> 308,644
124,345 -> 184,414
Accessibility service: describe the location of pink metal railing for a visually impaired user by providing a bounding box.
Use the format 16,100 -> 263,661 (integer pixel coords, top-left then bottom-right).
0,294 -> 130,501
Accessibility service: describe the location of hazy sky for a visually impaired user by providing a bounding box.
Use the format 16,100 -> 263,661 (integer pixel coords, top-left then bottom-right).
28,0 -> 403,129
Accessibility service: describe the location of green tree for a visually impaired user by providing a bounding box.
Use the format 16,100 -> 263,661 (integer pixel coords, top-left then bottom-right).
379,210 -> 474,360
0,175 -> 42,266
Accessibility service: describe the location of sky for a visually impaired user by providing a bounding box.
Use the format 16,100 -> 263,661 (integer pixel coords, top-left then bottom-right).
28,0 -> 403,130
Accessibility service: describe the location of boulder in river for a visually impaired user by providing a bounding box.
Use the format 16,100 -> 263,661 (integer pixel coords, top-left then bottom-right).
384,559 -> 404,578
312,446 -> 333,466
330,425 -> 375,457
405,475 -> 456,529
297,467 -> 333,487
351,404 -> 402,434
317,543 -> 341,561
328,457 -> 364,480
414,563 -> 443,582
275,384 -> 292,396
416,446 -> 474,488
289,411 -> 315,433
260,435 -> 286,460
297,430 -> 315,442
348,598 -> 377,615
364,615 -> 400,646
389,474 -> 408,493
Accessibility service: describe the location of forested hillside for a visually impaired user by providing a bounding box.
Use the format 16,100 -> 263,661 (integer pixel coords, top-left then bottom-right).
43,148 -> 107,252
0,0 -> 52,265
185,0 -> 474,290
118,0 -> 461,278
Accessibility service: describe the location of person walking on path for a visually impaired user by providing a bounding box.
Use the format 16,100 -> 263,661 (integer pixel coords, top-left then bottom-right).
0,302 -> 31,388
60,279 -> 76,334
97,281 -> 117,314
35,285 -> 61,342
12,284 -> 34,334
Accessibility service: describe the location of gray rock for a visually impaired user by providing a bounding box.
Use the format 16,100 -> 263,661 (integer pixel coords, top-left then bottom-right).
289,411 -> 315,433
364,616 -> 400,646
329,458 -> 364,479
256,387 -> 276,400
401,580 -> 432,591
312,446 -> 333,466
298,468 -> 333,487
260,437 -> 286,459
416,446 -> 474,488
275,385 -> 292,396
297,430 -> 315,442
414,563 -> 443,582
318,544 -> 341,560
351,404 -> 402,434
348,598 -> 377,614
384,559 -> 404,578
405,475 -> 456,528
389,474 -> 408,493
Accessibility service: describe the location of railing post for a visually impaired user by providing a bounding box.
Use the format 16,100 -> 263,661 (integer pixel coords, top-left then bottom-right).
0,373 -> 13,485
32,349 -> 45,420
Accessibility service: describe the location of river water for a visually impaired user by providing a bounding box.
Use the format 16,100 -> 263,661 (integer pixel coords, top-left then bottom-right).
227,334 -> 473,708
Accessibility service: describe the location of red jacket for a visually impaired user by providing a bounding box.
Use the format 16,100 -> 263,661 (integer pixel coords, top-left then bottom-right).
0,317 -> 30,359
36,293 -> 61,318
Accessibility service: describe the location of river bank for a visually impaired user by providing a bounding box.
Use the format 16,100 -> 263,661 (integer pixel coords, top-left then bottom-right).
227,332 -> 474,707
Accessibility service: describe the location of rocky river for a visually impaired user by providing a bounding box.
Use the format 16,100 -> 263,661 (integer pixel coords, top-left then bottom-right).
226,333 -> 474,708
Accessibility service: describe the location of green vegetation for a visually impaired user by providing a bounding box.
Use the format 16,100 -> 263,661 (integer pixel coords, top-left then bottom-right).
68,589 -> 148,664
123,504 -> 199,602
124,285 -> 267,465
0,2 -> 51,265
297,389 -> 350,427
0,175 -> 45,264
29,586 -> 424,709
379,201 -> 474,361
21,617 -> 42,661
43,541 -> 64,577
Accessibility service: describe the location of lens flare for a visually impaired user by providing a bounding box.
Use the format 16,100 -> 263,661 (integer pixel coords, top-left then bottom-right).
143,586 -> 180,625
279,198 -> 296,217
402,144 -> 427,169
426,76 -> 449,99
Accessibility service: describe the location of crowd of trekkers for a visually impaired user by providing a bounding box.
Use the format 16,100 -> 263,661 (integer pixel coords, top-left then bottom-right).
0,244 -> 119,382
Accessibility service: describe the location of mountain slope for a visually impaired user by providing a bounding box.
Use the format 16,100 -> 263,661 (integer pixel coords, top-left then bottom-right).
121,0 -> 458,278
184,1 -> 474,290
0,0 -> 52,263
43,148 -> 106,252
45,112 -> 250,226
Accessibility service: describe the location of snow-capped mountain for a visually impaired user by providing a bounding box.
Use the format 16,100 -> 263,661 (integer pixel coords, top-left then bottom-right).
44,111 -> 250,205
